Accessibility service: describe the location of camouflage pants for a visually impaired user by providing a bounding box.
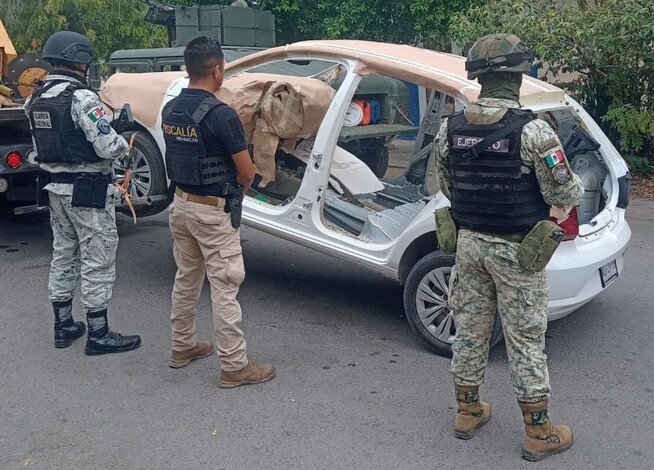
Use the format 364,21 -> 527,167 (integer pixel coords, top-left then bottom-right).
450,229 -> 551,402
48,191 -> 118,312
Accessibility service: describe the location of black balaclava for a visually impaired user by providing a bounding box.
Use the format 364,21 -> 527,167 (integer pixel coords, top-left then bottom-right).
478,72 -> 522,102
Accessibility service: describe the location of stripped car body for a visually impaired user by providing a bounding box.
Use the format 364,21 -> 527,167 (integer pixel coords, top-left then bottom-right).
100,40 -> 631,356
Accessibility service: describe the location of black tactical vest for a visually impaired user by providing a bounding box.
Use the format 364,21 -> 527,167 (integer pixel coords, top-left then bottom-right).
27,80 -> 103,165
446,108 -> 549,234
162,95 -> 236,187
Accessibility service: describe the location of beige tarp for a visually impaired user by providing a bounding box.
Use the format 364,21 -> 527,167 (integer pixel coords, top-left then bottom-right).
100,71 -> 335,134
101,71 -> 335,185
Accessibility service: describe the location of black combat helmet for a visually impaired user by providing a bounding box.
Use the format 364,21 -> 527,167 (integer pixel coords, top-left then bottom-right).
42,31 -> 95,66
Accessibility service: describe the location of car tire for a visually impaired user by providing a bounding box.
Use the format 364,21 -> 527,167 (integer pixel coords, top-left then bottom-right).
342,138 -> 389,178
403,251 -> 504,357
114,130 -> 170,218
358,138 -> 389,178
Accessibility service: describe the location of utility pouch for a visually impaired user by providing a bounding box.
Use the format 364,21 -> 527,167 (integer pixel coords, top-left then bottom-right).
36,172 -> 50,207
517,220 -> 564,272
434,207 -> 458,253
71,174 -> 109,208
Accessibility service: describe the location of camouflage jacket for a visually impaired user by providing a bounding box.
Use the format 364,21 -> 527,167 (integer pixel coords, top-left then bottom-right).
434,98 -> 584,212
24,73 -> 128,196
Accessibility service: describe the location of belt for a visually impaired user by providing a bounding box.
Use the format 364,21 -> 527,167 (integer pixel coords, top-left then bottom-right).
175,187 -> 223,207
494,232 -> 527,243
49,172 -> 107,184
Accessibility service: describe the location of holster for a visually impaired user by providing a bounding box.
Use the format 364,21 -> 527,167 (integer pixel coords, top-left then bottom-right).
71,174 -> 110,208
516,220 -> 564,272
222,184 -> 243,229
36,172 -> 50,207
434,207 -> 458,254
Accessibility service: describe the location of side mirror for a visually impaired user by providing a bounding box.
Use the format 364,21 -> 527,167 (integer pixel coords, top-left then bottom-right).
111,103 -> 134,133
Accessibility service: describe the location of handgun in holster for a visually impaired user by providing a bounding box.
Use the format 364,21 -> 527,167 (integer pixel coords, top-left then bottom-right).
221,183 -> 244,229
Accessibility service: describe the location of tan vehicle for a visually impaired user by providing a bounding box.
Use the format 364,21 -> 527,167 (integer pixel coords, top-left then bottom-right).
101,40 -> 631,356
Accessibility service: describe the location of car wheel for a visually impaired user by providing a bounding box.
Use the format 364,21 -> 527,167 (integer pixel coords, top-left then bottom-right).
358,138 -> 389,178
403,251 -> 504,357
342,138 -> 389,178
113,130 -> 169,217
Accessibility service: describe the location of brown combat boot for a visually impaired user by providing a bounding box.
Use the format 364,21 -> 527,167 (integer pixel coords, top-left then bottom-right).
169,341 -> 214,368
519,400 -> 573,462
219,361 -> 276,388
454,384 -> 491,439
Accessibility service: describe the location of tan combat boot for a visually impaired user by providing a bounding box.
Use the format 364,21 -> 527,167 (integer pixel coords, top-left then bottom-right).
519,400 -> 573,462
454,384 -> 491,439
219,361 -> 276,388
169,341 -> 214,368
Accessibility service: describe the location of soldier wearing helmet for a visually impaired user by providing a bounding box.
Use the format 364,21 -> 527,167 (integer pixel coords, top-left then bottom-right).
432,33 -> 584,461
24,31 -> 141,355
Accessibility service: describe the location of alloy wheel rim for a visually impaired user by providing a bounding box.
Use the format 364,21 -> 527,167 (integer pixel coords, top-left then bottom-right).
414,266 -> 455,344
112,147 -> 152,197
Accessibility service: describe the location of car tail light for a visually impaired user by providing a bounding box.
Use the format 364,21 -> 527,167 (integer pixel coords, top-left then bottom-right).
551,207 -> 579,241
6,151 -> 23,169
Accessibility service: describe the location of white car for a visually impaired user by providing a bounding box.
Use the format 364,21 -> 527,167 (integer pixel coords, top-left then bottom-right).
100,40 -> 632,356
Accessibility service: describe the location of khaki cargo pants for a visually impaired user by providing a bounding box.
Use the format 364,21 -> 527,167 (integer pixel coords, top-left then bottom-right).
169,192 -> 248,371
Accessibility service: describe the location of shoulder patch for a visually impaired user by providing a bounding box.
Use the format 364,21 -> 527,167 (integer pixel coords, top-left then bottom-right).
96,119 -> 112,135
536,136 -> 560,155
541,146 -> 565,169
551,163 -> 571,184
541,145 -> 572,185
87,107 -> 105,122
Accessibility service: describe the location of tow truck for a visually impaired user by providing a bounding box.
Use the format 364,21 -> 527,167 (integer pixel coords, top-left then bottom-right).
0,19 -> 51,215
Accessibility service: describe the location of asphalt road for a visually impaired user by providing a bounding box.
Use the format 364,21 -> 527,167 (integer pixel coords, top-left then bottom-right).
0,200 -> 652,470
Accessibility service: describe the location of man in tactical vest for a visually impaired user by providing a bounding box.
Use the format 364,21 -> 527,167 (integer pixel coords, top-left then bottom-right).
24,31 -> 141,355
164,36 -> 275,388
433,34 -> 584,461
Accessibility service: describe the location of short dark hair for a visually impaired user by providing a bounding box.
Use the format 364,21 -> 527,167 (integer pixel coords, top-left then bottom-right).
184,36 -> 224,80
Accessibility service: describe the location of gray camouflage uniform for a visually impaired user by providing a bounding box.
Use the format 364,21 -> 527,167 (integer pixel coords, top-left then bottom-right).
25,74 -> 128,312
434,97 -> 584,402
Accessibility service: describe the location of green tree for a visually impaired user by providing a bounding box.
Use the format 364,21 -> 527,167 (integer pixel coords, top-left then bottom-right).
450,0 -> 654,170
1,0 -> 167,60
257,0 -> 481,50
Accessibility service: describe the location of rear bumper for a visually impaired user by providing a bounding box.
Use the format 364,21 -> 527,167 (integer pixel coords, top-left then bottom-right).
546,209 -> 631,321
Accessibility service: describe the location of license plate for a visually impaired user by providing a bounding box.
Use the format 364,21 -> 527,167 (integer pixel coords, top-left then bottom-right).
600,260 -> 618,287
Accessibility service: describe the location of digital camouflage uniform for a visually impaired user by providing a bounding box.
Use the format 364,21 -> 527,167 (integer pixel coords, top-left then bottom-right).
25,74 -> 128,312
434,97 -> 584,402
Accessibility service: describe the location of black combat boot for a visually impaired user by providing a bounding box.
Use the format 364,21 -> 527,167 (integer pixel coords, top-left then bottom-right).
84,309 -> 142,356
53,300 -> 86,348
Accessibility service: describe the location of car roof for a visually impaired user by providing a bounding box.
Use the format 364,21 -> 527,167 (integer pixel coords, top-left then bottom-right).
227,40 -> 565,106
109,46 -> 262,61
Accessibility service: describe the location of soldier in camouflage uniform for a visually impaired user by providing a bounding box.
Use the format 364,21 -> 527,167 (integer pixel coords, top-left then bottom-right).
433,34 -> 584,461
25,31 -> 141,355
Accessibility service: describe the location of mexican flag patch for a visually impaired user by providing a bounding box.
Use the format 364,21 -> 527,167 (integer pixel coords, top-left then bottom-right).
544,148 -> 565,169
87,107 -> 105,122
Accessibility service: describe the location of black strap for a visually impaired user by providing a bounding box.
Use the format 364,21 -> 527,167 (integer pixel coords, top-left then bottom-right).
161,98 -> 176,121
162,95 -> 222,125
465,112 -> 536,159
465,51 -> 535,73
50,172 -> 107,184
191,96 -> 222,124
